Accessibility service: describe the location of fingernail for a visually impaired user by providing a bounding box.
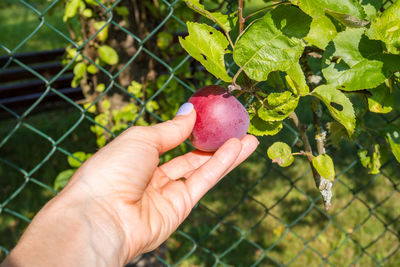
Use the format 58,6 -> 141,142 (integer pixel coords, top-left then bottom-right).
175,103 -> 194,117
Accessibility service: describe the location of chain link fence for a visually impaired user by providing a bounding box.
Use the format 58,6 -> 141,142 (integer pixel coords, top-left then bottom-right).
1,0 -> 400,266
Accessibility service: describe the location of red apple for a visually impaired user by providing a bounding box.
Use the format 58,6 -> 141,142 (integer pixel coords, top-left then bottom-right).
188,85 -> 250,152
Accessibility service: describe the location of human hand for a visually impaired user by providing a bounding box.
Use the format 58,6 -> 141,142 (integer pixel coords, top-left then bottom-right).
2,103 -> 258,267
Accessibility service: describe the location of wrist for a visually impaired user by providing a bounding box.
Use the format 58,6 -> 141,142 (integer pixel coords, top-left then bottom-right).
2,188 -> 129,267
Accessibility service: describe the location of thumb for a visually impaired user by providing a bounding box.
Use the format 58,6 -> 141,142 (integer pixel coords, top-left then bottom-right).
148,102 -> 196,153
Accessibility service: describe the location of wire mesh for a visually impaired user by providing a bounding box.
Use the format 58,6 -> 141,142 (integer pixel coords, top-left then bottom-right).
1,0 -> 400,266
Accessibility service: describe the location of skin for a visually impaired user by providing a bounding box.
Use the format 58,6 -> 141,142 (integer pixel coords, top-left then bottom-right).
1,106 -> 258,267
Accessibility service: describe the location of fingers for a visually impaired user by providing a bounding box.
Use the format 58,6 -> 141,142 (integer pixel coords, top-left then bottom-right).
159,150 -> 213,179
159,134 -> 259,180
183,135 -> 258,204
221,134 -> 259,177
149,103 -> 196,154
119,103 -> 196,155
184,138 -> 243,204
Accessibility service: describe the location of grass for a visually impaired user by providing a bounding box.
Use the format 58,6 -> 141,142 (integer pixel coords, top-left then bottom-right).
0,1 -> 74,55
0,107 -> 98,260
1,0 -> 400,265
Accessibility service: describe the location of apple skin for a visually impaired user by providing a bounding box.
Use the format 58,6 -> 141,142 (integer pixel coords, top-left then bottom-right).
188,85 -> 250,152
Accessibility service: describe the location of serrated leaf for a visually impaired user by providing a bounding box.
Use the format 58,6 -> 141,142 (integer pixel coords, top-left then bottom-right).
98,45 -> 119,65
285,63 -> 309,95
312,154 -> 335,181
233,11 -> 305,82
267,142 -> 294,167
258,91 -> 299,122
179,22 -> 231,82
312,85 -> 356,135
68,151 -> 86,168
270,5 -> 312,39
368,84 -> 394,113
63,0 -> 81,22
182,0 -> 237,33
305,16 -> 337,49
248,113 -> 283,136
290,0 -> 365,20
367,0 -> 400,54
54,169 -> 75,191
384,125 -> 400,163
322,28 -> 389,91
361,0 -> 383,19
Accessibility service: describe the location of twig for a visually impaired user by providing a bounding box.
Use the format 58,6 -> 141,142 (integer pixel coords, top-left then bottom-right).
67,23 -> 76,41
289,112 -> 332,210
312,100 -> 332,210
238,0 -> 244,34
292,151 -> 314,158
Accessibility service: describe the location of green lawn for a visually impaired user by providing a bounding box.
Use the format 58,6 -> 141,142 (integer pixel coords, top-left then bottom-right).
0,1 -> 74,55
1,0 -> 400,265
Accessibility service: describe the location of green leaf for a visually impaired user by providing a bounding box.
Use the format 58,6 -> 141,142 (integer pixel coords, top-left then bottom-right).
270,5 -> 312,39
285,63 -> 309,95
114,6 -> 129,16
367,84 -> 394,113
97,135 -> 107,148
312,85 -> 356,135
305,16 -> 337,49
87,64 -> 97,74
258,91 -> 299,122
248,113 -> 283,136
127,80 -> 142,97
73,62 -> 86,79
101,99 -> 111,110
358,144 -> 382,174
63,0 -> 81,22
85,0 -> 100,6
82,8 -> 93,18
267,142 -> 294,167
96,83 -> 105,92
94,21 -> 109,43
361,0 -> 383,19
54,169 -> 75,191
325,10 -> 368,28
326,121 -> 349,148
157,32 -> 173,50
290,0 -> 365,20
384,125 -> 400,163
83,102 -> 96,113
233,11 -> 305,82
98,45 -> 119,65
367,0 -> 400,54
322,28 -> 389,91
312,154 -> 335,181
68,151 -> 86,168
179,22 -> 231,82
182,0 -> 237,33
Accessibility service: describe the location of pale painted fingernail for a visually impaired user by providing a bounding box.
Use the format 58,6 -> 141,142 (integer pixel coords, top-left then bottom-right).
175,103 -> 194,117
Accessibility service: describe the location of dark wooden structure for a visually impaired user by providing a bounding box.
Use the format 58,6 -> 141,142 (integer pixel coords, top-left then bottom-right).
0,49 -> 83,116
